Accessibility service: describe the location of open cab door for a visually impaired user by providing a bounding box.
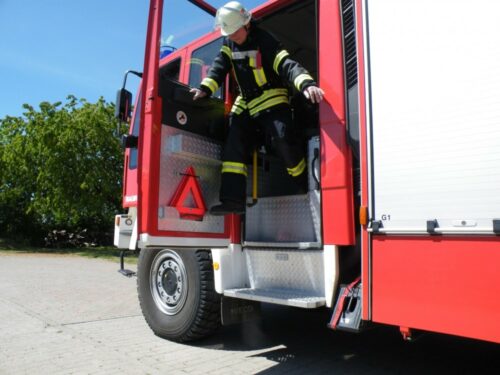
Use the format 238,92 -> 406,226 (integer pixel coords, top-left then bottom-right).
137,0 -> 233,248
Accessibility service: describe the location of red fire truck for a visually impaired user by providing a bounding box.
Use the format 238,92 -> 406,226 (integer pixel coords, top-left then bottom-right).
114,0 -> 500,344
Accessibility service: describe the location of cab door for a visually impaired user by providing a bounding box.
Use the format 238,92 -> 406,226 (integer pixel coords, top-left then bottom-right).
140,32 -> 235,248
123,52 -> 184,209
122,90 -> 141,208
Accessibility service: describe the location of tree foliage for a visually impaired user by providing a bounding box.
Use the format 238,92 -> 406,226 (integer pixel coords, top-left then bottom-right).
0,96 -> 126,244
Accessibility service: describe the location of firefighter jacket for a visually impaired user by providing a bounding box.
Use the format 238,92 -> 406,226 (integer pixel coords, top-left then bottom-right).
199,24 -> 316,117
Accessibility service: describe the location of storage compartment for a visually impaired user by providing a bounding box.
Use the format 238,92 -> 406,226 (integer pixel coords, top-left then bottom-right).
365,0 -> 500,234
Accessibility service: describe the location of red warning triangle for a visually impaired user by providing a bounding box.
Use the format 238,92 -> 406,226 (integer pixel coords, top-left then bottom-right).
169,166 -> 207,221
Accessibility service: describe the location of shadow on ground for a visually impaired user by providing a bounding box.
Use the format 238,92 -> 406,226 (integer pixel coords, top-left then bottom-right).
194,304 -> 500,374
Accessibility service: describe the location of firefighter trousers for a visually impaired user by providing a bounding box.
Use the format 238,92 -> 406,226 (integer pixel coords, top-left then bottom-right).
220,106 -> 306,204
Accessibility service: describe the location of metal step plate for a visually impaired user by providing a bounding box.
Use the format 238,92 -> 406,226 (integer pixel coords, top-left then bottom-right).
243,248 -> 325,295
224,287 -> 326,308
245,195 -> 317,243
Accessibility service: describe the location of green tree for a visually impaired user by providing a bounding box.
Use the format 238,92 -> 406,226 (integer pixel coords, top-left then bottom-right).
0,96 -> 126,244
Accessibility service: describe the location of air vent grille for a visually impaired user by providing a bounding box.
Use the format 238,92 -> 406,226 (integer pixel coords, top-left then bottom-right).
341,0 -> 358,89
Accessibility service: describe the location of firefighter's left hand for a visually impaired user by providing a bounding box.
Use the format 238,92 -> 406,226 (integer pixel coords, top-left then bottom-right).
303,86 -> 324,104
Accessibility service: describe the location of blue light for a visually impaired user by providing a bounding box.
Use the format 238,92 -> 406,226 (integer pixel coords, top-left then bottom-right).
160,45 -> 176,59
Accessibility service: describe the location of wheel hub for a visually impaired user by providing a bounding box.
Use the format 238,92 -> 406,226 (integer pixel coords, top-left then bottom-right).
163,269 -> 177,295
150,250 -> 188,315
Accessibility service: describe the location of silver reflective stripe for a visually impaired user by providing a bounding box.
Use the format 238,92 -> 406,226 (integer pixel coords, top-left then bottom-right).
232,50 -> 258,60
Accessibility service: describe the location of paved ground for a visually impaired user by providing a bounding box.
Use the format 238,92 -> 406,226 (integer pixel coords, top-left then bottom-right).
0,252 -> 499,374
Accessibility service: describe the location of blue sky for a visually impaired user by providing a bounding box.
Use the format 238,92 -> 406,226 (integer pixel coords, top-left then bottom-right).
0,0 -> 264,119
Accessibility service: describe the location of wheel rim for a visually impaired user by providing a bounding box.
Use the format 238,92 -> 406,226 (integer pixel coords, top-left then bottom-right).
150,250 -> 188,315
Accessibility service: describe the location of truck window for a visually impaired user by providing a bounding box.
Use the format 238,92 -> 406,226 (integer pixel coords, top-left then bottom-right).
188,38 -> 224,99
160,57 -> 181,81
128,93 -> 141,170
130,59 -> 182,170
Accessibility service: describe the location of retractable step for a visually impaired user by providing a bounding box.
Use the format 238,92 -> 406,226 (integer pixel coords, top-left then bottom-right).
328,278 -> 363,332
224,287 -> 326,308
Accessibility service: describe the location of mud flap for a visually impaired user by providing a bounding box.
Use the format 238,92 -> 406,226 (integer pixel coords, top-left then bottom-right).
221,296 -> 261,326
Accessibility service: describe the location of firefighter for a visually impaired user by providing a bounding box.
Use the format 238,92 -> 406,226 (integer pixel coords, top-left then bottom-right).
191,1 -> 324,215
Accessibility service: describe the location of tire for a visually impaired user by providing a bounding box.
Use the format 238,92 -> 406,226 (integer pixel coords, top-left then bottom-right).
137,248 -> 221,342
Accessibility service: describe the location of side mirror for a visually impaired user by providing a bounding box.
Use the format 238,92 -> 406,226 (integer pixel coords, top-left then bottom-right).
115,88 -> 133,122
121,134 -> 138,149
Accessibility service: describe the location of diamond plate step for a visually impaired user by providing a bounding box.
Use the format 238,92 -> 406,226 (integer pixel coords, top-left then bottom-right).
224,288 -> 326,308
245,195 -> 317,243
243,241 -> 320,249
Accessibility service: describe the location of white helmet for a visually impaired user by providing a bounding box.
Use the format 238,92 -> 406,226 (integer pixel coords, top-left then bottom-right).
215,1 -> 251,36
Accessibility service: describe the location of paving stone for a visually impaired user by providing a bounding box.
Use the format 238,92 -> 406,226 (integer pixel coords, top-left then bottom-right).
1,252 -> 499,374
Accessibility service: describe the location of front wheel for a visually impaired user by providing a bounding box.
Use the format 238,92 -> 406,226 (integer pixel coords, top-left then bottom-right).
137,248 -> 221,342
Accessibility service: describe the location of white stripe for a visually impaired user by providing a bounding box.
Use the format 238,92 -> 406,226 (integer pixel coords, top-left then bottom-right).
232,50 -> 258,60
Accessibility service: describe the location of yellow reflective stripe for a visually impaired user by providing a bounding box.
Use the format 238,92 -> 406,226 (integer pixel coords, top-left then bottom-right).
221,45 -> 231,58
247,88 -> 288,109
222,162 -> 248,176
200,77 -> 218,94
273,49 -> 289,73
253,68 -> 267,87
223,161 -> 247,169
231,106 -> 244,115
287,158 -> 306,177
222,166 -> 248,176
249,96 -> 289,116
230,96 -> 247,114
230,103 -> 246,114
233,95 -> 246,107
294,73 -> 314,91
249,56 -> 256,68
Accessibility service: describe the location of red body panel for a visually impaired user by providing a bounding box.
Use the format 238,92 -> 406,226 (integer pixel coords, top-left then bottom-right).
318,0 -> 355,246
372,236 -> 500,343
251,0 -> 297,16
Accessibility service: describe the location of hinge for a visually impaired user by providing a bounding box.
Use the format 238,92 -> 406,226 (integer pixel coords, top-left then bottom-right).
493,219 -> 500,235
371,220 -> 382,233
145,88 -> 155,113
426,219 -> 439,234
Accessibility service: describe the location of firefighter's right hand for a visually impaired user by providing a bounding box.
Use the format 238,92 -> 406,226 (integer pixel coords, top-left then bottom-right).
190,88 -> 207,101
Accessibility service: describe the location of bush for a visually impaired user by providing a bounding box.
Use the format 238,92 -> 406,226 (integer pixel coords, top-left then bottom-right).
0,96 -> 127,245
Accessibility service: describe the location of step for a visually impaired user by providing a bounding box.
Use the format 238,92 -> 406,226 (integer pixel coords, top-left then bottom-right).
224,287 -> 326,308
245,194 -> 319,243
243,241 -> 320,249
241,248 -> 325,298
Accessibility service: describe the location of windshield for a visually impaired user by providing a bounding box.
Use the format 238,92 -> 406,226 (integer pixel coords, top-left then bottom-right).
160,0 -> 268,52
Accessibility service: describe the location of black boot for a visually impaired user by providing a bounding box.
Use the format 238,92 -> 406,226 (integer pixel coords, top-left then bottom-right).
209,200 -> 246,216
294,171 -> 309,194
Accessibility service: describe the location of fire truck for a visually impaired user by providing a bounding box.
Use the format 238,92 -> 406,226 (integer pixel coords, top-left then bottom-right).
114,0 -> 500,344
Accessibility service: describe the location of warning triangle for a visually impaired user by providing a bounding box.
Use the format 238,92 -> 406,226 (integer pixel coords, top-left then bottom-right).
169,166 -> 207,221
